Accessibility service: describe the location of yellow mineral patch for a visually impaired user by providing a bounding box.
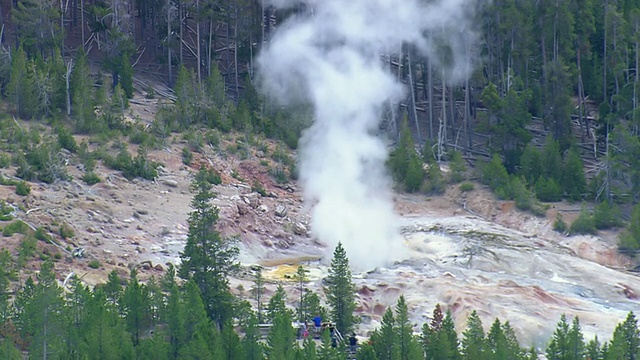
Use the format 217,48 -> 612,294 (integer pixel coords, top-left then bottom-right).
262,263 -> 325,282
263,264 -> 299,282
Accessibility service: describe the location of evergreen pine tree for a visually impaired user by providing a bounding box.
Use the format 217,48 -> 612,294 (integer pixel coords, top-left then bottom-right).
442,310 -> 461,360
179,166 -> 239,329
586,336 -> 602,360
520,144 -> 542,185
0,339 -> 22,360
300,336 -> 318,360
267,284 -> 291,323
608,312 -> 640,359
120,55 -> 134,98
561,148 -> 586,202
251,268 -> 265,323
121,269 -> 149,346
486,319 -> 507,359
567,317 -> 586,360
7,47 -> 36,119
103,270 -> 122,305
221,320 -> 244,360
461,311 -> 487,360
266,303 -> 296,360
546,314 -> 572,360
166,283 -> 185,359
69,51 -> 96,133
295,265 -> 309,322
541,136 -> 563,183
371,307 -> 397,360
19,261 -> 66,359
326,242 -> 358,337
135,331 -> 170,360
394,295 -> 421,360
317,327 -> 342,360
241,312 -> 264,360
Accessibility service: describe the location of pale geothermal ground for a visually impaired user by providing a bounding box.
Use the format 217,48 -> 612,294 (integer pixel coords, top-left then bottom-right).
1,91 -> 637,350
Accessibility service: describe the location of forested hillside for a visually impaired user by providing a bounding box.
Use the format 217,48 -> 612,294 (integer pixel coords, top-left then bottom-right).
1,0 -> 640,358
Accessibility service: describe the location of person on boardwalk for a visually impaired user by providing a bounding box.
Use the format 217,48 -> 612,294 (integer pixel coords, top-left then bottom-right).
313,315 -> 322,338
349,333 -> 357,353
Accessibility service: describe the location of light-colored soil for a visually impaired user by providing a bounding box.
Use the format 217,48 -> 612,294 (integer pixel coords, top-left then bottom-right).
1,84 -> 636,348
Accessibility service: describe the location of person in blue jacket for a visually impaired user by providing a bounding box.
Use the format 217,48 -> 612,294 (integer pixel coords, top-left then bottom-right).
313,315 -> 322,338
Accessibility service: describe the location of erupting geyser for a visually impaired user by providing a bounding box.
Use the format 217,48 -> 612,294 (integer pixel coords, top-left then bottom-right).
258,0 -> 477,270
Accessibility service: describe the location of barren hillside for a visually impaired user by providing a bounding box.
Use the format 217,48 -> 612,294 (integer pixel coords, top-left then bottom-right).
0,83 -> 638,349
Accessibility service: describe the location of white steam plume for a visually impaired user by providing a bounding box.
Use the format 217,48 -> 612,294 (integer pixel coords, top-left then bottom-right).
258,0 -> 477,270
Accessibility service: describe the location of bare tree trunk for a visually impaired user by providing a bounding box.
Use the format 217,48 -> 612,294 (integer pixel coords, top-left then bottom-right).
208,15 -> 213,77
81,0 -> 85,51
167,0 -> 172,85
427,60 -> 433,140
179,0 -> 183,65
577,47 -> 586,143
234,7 -> 239,98
196,0 -> 201,85
66,60 -> 72,116
60,0 -> 64,55
448,84 -> 455,139
407,49 -> 420,142
464,38 -> 471,152
604,0 -> 608,106
634,18 -> 639,135
440,68 -> 447,157
43,308 -> 48,360
226,11 -> 231,89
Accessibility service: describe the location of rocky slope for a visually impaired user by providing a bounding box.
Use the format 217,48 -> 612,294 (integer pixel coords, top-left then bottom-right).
1,89 -> 638,349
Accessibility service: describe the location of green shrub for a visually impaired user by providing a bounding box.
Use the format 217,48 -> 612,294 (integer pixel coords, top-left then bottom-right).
271,146 -> 294,167
3,220 -> 31,237
252,180 -> 268,197
88,259 -> 101,269
15,180 -> 30,196
145,84 -> 155,99
448,150 -> 466,183
535,177 -> 562,202
593,201 -> 622,230
198,166 -> 221,185
481,154 -> 509,191
0,201 -> 13,216
129,125 -> 155,147
18,236 -> 37,265
56,127 -> 78,153
569,208 -> 596,235
59,223 -> 75,239
421,163 -> 445,195
206,130 -> 221,148
459,182 -> 474,192
618,203 -> 640,253
35,227 -> 52,243
182,147 -> 193,165
561,148 -> 586,202
511,177 -> 534,211
404,155 -> 425,193
0,153 -> 9,168
519,144 -> 542,184
618,232 -> 640,253
269,165 -> 288,184
183,130 -> 204,153
82,172 -> 101,185
104,147 -> 159,180
553,213 -> 567,233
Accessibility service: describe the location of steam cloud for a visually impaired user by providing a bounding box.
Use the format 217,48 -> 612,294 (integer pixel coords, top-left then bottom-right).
258,0 -> 477,270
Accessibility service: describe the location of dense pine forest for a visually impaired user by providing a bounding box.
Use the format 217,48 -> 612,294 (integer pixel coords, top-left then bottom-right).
0,0 -> 640,358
